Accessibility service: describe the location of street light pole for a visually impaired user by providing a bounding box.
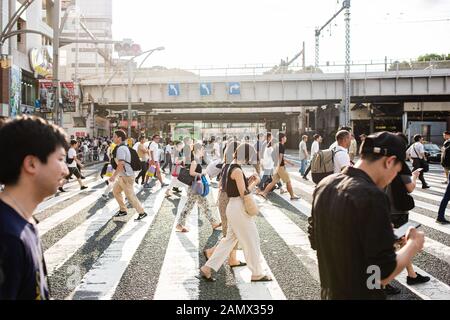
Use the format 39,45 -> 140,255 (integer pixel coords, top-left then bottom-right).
124,46 -> 164,138
127,58 -> 132,137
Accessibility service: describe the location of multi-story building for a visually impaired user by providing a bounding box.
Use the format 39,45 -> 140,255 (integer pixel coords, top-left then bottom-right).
0,0 -> 54,119
58,0 -> 112,137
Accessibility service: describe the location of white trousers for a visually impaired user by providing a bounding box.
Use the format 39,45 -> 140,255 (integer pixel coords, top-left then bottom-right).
205,197 -> 264,277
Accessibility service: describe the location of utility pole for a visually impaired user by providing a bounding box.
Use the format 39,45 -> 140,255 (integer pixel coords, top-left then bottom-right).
343,0 -> 351,127
52,0 -> 61,126
314,0 -> 351,126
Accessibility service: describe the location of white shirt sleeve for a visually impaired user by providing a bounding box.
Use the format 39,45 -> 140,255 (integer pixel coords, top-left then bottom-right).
311,141 -> 319,157
334,148 -> 351,173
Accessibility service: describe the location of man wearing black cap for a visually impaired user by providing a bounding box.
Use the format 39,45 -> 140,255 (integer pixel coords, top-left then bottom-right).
308,131 -> 425,300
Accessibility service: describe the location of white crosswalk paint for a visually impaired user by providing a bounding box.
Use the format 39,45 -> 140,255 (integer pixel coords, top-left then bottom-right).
414,199 -> 450,218
153,194 -> 201,300
69,187 -> 167,300
410,212 -> 450,235
210,188 -> 287,300
270,179 -> 450,300
44,184 -> 142,275
36,178 -> 104,214
255,196 -> 319,282
396,266 -> 450,300
38,188 -> 107,236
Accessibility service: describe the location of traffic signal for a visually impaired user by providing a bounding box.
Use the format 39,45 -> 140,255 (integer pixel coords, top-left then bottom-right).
114,39 -> 142,57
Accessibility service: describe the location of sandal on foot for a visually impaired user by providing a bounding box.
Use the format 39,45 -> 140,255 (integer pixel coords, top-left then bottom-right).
176,226 -> 189,233
290,196 -> 300,201
251,275 -> 273,282
230,261 -> 247,268
196,270 -> 216,282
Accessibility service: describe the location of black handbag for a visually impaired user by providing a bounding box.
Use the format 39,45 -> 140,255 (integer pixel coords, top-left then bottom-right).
413,145 -> 429,172
177,167 -> 194,186
391,175 -> 415,212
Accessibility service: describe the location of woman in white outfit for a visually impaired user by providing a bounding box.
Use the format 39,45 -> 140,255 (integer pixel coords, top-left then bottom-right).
199,143 -> 273,282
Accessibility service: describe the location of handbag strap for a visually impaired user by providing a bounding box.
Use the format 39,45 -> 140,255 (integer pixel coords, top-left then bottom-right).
413,144 -> 422,159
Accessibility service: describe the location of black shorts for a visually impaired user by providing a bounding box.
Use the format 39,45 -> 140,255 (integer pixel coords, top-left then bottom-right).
67,167 -> 82,179
391,214 -> 409,229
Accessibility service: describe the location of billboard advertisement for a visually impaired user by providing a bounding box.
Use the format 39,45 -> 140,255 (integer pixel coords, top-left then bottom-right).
38,80 -> 54,112
38,80 -> 76,112
61,82 -> 76,112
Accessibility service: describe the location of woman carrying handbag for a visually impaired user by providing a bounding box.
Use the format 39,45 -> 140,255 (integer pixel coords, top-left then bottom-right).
199,143 -> 273,282
175,142 -> 221,233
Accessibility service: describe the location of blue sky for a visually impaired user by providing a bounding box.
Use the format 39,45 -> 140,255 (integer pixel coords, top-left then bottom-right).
112,0 -> 450,68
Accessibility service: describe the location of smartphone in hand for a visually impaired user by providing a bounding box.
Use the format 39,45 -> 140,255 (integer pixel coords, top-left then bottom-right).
394,221 -> 421,240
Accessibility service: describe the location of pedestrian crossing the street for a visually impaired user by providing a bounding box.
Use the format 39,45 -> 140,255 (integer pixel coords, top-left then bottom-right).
34,163 -> 450,300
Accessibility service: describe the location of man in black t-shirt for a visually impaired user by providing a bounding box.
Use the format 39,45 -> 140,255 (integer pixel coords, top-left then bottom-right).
0,116 -> 69,300
308,132 -> 425,299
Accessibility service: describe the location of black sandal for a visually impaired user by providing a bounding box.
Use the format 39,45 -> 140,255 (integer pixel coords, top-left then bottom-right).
230,261 -> 247,268
251,275 -> 273,282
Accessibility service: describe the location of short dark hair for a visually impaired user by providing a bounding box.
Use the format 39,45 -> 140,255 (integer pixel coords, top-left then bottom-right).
336,130 -> 350,142
313,134 -> 320,140
152,134 -> 160,140
70,139 -> 78,146
139,135 -> 146,141
0,116 -> 68,185
279,133 -> 286,140
114,130 -> 127,141
339,126 -> 352,132
360,153 -> 386,163
444,131 -> 450,136
413,134 -> 422,142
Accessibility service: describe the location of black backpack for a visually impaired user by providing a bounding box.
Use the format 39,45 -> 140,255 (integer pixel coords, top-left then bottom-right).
111,145 -> 142,171
441,141 -> 450,168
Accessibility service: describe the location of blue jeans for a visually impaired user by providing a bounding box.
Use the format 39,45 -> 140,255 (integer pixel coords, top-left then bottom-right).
299,159 -> 308,176
438,180 -> 450,220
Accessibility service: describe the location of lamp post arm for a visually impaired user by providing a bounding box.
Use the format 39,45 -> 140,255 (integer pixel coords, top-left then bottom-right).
1,0 -> 35,42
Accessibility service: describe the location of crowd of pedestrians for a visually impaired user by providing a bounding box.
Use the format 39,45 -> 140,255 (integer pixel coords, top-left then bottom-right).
2,115 -> 450,300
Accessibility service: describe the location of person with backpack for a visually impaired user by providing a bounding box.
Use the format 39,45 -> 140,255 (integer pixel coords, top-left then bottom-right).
407,134 -> 430,189
383,133 -> 430,295
440,131 -> 450,184
59,140 -> 88,192
109,130 -> 148,221
308,131 -> 425,299
310,130 -> 351,184
175,142 -> 221,233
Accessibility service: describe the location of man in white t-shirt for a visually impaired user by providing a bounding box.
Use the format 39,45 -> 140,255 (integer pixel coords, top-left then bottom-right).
407,134 -> 429,189
144,134 -> 167,188
333,130 -> 352,174
109,130 -> 148,221
302,134 -> 322,180
60,140 -> 88,192
298,135 -> 309,176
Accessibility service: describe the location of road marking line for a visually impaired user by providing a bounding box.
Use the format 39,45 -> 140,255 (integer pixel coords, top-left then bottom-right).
70,188 -> 167,300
